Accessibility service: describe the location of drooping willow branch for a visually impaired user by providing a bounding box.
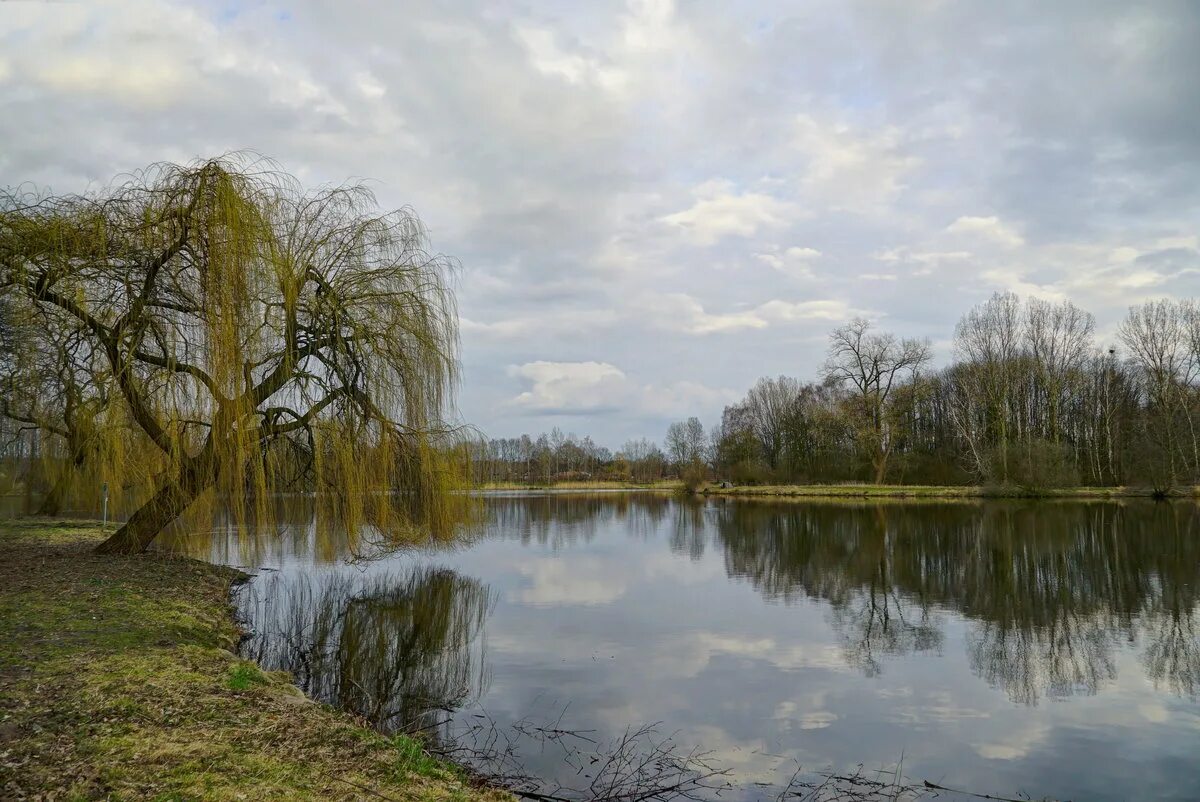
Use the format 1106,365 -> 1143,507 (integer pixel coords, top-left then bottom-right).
0,154 -> 471,552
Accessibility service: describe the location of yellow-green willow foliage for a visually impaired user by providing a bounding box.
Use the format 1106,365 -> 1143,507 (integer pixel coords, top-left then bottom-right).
0,291 -> 166,517
0,156 -> 471,553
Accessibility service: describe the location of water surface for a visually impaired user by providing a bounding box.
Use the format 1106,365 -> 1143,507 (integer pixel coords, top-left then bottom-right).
171,495 -> 1200,800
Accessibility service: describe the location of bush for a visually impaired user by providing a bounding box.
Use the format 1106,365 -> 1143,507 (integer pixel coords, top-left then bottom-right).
680,462 -> 707,492
988,439 -> 1080,490
729,460 -> 774,485
891,451 -> 973,486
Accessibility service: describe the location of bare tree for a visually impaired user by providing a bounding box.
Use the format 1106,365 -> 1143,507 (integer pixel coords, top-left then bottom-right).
664,417 -> 705,469
743,376 -> 803,471
823,319 -> 931,483
1024,298 -> 1095,443
620,438 -> 666,483
954,292 -> 1023,481
1119,299 -> 1199,483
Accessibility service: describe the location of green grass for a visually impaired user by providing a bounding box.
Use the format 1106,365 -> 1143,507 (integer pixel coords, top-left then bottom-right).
227,661 -> 269,691
699,483 -> 1195,499
0,518 -> 508,801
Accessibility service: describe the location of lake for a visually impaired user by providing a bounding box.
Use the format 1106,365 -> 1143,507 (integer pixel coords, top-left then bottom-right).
166,494 -> 1200,800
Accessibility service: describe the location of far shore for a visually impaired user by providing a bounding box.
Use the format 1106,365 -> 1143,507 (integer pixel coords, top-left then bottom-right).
699,483 -> 1199,500
473,480 -> 1200,500
478,479 -> 683,492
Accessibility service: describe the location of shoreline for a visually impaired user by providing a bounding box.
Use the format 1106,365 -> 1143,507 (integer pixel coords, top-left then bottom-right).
0,518 -> 508,801
477,480 -> 682,492
471,481 -> 1199,500
699,483 -> 1198,500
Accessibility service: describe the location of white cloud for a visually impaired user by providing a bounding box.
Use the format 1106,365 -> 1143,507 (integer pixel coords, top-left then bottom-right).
506,359 -> 736,420
661,184 -> 797,245
1114,269 -> 1167,289
508,361 -> 630,413
637,380 -> 739,417
757,299 -> 859,322
354,71 -> 387,99
1108,246 -> 1141,263
621,0 -> 685,53
461,308 -> 620,339
652,630 -> 849,680
645,293 -> 768,335
947,216 -> 1025,248
875,248 -> 973,265
978,268 -> 1067,302
755,245 -> 822,279
4,0 -> 1199,447
774,701 -> 839,731
643,294 -> 859,336
515,26 -> 627,92
793,113 -> 919,209
1155,235 -> 1199,251
516,556 -> 628,606
971,721 -> 1050,761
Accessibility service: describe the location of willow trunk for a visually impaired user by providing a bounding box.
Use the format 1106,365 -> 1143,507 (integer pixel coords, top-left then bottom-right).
95,458 -> 213,554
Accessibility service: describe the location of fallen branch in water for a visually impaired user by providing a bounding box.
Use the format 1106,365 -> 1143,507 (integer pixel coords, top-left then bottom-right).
435,710 -> 732,802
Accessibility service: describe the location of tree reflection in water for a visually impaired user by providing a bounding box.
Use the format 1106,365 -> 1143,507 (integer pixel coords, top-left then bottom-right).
712,499 -> 1200,703
177,496 -> 1200,799
481,494 -> 1200,703
204,495 -> 1198,737
239,565 -> 495,735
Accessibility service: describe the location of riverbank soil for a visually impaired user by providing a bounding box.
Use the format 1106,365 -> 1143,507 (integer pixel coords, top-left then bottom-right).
0,519 -> 506,801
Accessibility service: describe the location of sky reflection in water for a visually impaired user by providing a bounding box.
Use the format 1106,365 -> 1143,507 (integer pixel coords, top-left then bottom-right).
169,496 -> 1200,801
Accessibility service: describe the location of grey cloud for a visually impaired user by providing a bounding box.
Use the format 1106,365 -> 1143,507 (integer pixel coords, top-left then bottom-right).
2,0 -> 1198,446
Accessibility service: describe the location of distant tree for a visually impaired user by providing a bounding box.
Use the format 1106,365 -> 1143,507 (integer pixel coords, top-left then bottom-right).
620,437 -> 666,483
665,416 -> 707,488
1024,298 -> 1095,444
1119,299 -> 1198,485
823,318 -> 931,483
664,417 -> 706,468
0,316 -> 114,515
743,376 -> 804,471
711,406 -> 761,483
954,292 -> 1023,481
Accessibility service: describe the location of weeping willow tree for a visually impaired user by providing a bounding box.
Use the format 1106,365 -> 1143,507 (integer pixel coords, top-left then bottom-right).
0,156 -> 468,553
0,313 -> 113,515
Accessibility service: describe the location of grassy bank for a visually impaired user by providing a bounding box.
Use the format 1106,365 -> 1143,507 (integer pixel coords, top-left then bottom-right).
0,519 -> 507,801
479,479 -> 682,492
700,483 -> 1198,499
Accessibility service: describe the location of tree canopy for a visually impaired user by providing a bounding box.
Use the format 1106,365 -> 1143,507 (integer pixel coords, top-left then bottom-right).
0,156 -> 467,553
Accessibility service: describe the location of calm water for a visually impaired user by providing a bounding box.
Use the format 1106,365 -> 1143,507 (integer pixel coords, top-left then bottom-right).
168,495 -> 1200,800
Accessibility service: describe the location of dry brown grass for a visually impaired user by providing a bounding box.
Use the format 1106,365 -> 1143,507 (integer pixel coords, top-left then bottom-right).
0,518 -> 509,801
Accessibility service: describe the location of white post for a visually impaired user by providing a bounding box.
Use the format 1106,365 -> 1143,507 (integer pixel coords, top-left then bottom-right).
102,482 -> 109,529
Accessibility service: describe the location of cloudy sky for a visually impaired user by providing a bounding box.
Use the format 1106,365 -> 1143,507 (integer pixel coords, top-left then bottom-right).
2,1 -> 1198,447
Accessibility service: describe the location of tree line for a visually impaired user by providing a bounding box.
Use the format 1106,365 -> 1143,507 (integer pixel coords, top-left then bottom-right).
472,293 -> 1200,491
469,429 -> 666,484
709,294 -> 1200,489
469,417 -> 710,486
